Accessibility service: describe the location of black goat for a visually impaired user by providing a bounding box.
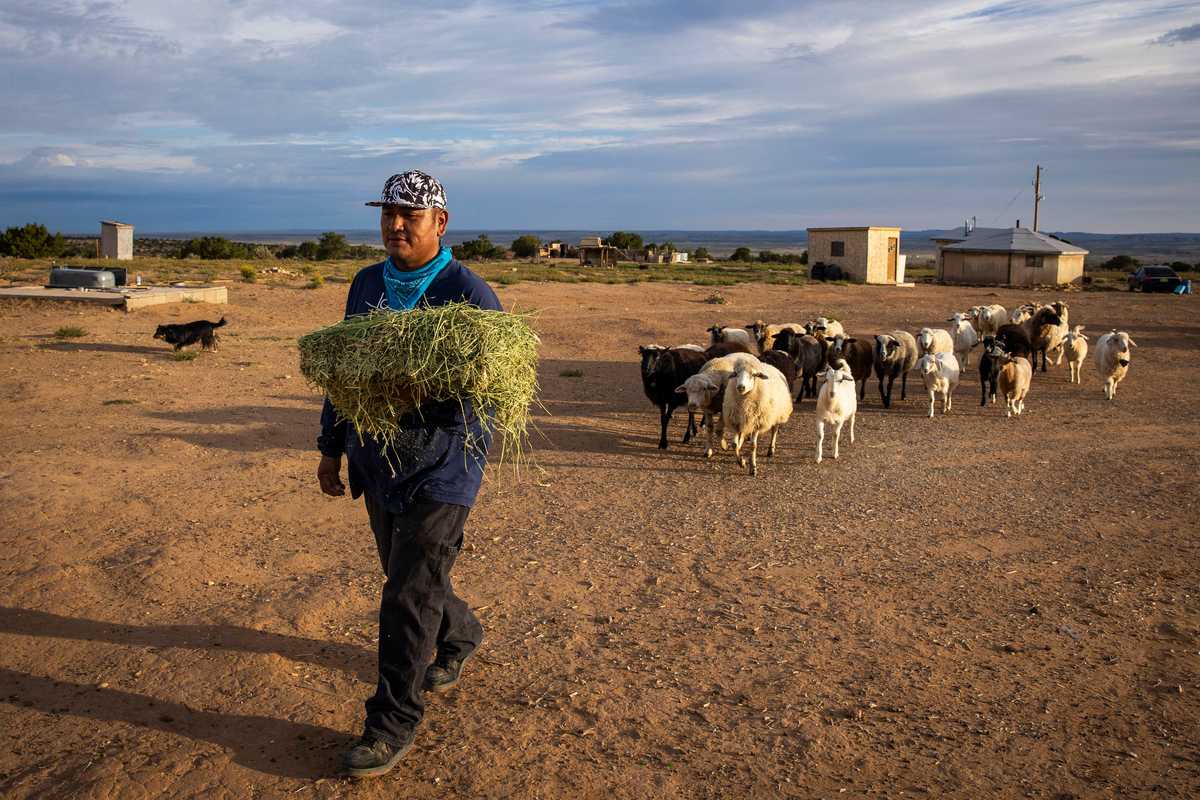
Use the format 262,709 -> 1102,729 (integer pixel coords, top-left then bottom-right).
638,346 -> 706,449
978,336 -> 1007,406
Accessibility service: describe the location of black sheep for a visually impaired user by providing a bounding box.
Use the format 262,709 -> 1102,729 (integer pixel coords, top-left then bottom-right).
703,340 -> 753,360
994,324 -> 1033,364
758,349 -> 799,396
826,334 -> 874,401
1026,306 -> 1063,372
638,346 -> 706,449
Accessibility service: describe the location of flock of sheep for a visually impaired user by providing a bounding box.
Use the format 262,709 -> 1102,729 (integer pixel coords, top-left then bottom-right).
637,303 -> 1139,476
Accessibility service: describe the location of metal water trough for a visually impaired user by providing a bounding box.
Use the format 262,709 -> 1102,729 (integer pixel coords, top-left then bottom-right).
47,266 -> 125,290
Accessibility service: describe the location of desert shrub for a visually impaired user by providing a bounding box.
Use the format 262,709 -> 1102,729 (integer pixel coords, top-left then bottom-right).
179,236 -> 255,260
559,368 -> 584,378
453,234 -> 506,261
1102,254 -> 1140,270
239,265 -> 258,282
54,326 -> 86,338
510,235 -> 541,258
172,350 -> 199,361
316,232 -> 349,261
607,231 -> 643,250
305,275 -> 325,289
1,223 -> 66,258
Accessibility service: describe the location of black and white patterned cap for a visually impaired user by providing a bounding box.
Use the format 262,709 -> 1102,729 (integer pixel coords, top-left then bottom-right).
365,170 -> 447,209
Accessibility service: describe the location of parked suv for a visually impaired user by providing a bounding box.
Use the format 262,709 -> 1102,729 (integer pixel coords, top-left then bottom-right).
1128,265 -> 1184,292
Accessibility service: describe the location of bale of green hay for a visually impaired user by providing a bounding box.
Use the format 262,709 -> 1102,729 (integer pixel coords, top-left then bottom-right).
298,302 -> 539,466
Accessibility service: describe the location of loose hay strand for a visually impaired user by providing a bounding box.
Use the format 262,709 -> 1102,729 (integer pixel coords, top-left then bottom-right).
298,303 -> 540,469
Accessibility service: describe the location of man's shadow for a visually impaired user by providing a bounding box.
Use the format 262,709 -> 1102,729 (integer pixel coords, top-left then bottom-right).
0,607 -> 374,683
0,607 -> 377,779
0,667 -> 344,779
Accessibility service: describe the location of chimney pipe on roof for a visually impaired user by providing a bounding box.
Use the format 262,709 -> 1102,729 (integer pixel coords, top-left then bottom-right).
1016,219 -> 1020,228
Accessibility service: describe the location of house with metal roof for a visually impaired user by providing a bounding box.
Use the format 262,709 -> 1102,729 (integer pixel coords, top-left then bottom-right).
934,225 -> 1087,286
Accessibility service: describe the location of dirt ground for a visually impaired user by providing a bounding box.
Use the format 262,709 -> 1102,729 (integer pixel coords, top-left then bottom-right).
0,277 -> 1197,799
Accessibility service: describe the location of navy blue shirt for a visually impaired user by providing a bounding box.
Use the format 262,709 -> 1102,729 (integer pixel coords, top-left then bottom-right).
317,257 -> 502,512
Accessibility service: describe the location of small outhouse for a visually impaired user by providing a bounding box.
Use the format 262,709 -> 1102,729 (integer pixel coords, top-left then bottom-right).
100,220 -> 133,260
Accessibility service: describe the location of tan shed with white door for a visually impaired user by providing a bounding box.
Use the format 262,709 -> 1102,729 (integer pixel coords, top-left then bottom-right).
806,227 -> 902,284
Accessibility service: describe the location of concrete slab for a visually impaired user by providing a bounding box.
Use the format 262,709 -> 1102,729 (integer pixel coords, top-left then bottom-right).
0,284 -> 228,312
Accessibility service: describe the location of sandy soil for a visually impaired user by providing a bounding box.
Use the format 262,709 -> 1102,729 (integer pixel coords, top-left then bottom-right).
0,277 -> 1197,799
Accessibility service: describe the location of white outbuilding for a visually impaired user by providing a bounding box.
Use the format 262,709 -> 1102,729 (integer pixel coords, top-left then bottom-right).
100,220 -> 133,260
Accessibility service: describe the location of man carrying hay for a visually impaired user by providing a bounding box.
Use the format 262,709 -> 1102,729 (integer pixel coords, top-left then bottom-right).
315,170 -> 501,777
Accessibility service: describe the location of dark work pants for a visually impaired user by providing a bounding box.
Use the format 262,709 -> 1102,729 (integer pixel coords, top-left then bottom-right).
363,494 -> 483,746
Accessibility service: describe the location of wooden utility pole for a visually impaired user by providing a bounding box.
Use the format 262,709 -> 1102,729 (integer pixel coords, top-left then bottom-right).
1032,164 -> 1043,231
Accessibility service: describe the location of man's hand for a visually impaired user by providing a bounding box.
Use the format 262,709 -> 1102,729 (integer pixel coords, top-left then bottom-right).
317,455 -> 346,497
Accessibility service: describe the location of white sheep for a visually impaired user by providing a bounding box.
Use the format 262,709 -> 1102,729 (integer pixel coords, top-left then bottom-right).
754,321 -> 806,352
1045,302 -> 1070,366
807,317 -> 846,339
1063,325 -> 1088,384
916,352 -> 961,417
722,362 -> 793,476
997,354 -> 1032,417
947,313 -> 979,368
676,352 -> 762,457
968,304 -> 1007,338
1094,330 -> 1137,400
916,327 -> 954,358
815,359 -> 857,463
707,325 -> 758,353
1009,304 -> 1034,325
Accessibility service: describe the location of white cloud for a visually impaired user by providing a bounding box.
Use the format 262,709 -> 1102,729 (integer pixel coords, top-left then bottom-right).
0,0 -> 1197,230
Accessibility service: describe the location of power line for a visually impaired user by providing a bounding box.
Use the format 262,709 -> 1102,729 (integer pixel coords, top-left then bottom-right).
989,186 -> 1026,227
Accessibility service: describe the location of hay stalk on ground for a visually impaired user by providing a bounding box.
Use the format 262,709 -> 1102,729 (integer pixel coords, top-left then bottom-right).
298,303 -> 539,468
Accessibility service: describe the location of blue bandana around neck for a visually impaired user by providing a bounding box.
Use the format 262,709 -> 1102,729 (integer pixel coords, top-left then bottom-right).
382,246 -> 452,310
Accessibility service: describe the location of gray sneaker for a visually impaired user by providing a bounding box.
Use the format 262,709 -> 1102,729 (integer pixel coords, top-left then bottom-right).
342,734 -> 413,778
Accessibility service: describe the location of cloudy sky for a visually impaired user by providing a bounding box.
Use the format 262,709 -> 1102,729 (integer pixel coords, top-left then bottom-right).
1,0 -> 1198,233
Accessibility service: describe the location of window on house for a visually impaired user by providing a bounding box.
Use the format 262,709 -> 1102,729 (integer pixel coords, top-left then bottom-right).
1025,255 -> 1044,268
831,241 -> 845,257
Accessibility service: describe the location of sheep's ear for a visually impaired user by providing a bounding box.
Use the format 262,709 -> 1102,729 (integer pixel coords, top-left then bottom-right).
1079,334 -> 1089,341
845,337 -> 857,343
1127,337 -> 1138,347
753,371 -> 769,380
674,385 -> 687,394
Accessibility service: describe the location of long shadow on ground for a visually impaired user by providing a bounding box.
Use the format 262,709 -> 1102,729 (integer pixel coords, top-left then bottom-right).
0,606 -> 373,682
0,667 -> 346,780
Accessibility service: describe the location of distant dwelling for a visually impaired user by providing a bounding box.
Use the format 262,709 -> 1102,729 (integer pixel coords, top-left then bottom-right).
806,226 -> 903,284
537,240 -> 565,258
578,235 -> 619,268
100,220 -> 133,260
933,225 -> 1087,286
669,251 -> 689,264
